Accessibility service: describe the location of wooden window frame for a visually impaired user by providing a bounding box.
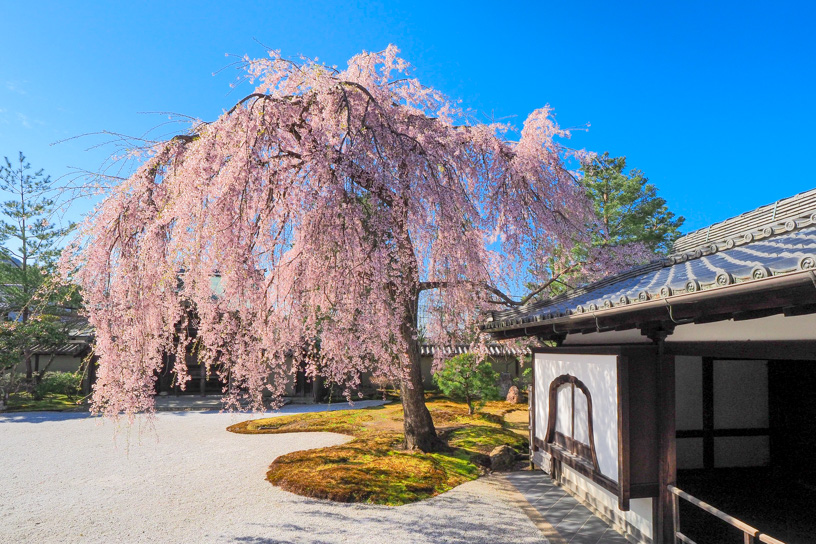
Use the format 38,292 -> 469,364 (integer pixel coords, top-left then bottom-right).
538,371 -> 621,497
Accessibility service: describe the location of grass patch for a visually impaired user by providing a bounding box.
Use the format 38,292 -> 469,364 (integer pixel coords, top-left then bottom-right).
228,396 -> 528,505
445,425 -> 528,453
4,392 -> 84,412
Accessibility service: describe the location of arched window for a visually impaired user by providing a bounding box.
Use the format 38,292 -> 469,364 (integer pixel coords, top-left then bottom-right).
544,374 -> 600,473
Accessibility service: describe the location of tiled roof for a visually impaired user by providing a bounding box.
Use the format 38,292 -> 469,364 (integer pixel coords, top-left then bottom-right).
30,342 -> 90,356
419,344 -> 528,357
0,255 -> 22,267
484,188 -> 816,333
672,188 -> 816,253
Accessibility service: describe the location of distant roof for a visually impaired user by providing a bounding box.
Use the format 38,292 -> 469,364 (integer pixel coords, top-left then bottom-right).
30,341 -> 90,357
29,323 -> 94,356
484,187 -> 816,339
419,344 -> 528,357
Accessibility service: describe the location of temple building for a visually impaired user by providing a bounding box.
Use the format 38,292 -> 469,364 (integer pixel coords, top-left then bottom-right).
483,188 -> 816,544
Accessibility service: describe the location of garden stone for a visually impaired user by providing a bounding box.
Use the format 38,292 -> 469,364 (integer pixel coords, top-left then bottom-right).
489,444 -> 517,471
506,385 -> 521,404
469,452 -> 492,469
497,373 -> 513,398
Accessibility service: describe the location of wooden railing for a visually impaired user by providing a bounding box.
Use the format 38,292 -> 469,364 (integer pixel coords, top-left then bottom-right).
668,485 -> 785,544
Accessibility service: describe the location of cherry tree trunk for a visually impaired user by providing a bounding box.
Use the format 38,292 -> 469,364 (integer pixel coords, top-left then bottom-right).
400,336 -> 444,452
398,286 -> 443,452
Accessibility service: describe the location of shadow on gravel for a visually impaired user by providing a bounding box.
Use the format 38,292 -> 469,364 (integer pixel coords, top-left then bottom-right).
0,400 -> 388,424
226,490 -> 533,544
0,410 -> 220,423
0,411 -> 96,424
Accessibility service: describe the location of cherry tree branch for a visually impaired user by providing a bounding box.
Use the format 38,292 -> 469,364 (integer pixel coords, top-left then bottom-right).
516,261 -> 585,306
418,280 -> 520,307
418,261 -> 586,309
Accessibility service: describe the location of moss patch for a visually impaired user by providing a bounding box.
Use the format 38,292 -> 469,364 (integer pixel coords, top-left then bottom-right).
502,407 -> 531,438
5,392 -> 84,412
228,397 -> 527,505
445,425 -> 528,453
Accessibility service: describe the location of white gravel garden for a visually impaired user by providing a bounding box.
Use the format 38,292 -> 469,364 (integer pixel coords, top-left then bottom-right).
0,403 -> 545,543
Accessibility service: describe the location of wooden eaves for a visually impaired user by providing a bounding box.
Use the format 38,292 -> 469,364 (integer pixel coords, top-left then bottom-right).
487,269 -> 816,342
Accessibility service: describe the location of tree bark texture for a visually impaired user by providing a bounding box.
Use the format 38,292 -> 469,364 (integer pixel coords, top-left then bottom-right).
399,335 -> 444,452
398,286 -> 444,452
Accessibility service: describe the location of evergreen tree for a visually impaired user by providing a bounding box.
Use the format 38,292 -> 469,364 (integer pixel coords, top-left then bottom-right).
582,152 -> 684,255
0,152 -> 76,388
433,354 -> 500,415
525,153 -> 685,300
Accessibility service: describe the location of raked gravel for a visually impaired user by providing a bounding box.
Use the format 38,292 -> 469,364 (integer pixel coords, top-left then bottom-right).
0,402 -> 546,544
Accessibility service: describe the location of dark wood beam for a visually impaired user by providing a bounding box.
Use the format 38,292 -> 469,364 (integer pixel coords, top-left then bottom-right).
702,357 -> 714,470
656,344 -> 677,544
676,427 -> 771,439
666,341 -> 816,360
783,303 -> 816,317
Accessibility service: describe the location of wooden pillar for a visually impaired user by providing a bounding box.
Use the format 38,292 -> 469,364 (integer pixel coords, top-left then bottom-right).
656,337 -> 677,544
529,355 -> 536,468
642,322 -> 676,544
83,354 -> 97,396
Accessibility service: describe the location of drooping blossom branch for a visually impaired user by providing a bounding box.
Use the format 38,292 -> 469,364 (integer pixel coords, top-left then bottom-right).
60,46 -> 649,435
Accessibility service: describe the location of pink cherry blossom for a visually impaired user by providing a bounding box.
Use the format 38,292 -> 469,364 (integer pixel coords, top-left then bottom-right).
60,46 -> 647,447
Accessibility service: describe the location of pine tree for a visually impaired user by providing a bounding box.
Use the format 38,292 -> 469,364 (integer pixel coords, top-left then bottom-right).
582,152 -> 684,255
525,152 -> 685,300
0,152 -> 75,387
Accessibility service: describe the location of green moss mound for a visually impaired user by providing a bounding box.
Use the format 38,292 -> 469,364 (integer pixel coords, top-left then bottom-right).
228,398 -> 527,505
446,425 -> 528,453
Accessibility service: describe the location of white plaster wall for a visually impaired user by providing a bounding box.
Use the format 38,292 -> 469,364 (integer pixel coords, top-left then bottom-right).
670,313 -> 816,342
534,352 -> 619,482
563,329 -> 646,345
14,355 -> 84,374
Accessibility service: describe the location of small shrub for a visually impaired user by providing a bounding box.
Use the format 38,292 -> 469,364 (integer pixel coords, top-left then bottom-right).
0,372 -> 23,404
433,354 -> 500,415
36,371 -> 82,400
518,366 -> 532,393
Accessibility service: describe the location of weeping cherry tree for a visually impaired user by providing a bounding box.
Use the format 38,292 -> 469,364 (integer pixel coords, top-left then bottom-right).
61,46 -> 648,451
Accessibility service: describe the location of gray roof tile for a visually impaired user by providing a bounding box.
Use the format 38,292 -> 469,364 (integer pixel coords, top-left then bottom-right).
485,194 -> 816,333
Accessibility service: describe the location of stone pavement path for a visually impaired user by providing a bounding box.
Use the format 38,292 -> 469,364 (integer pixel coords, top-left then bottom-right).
505,471 -> 629,544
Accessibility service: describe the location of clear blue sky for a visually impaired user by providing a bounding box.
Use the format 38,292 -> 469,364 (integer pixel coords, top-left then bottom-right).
1,0 -> 814,233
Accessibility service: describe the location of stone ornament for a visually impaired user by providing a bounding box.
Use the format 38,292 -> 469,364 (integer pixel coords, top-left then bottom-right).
685,280 -> 700,293
716,272 -> 734,286
751,266 -> 772,280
